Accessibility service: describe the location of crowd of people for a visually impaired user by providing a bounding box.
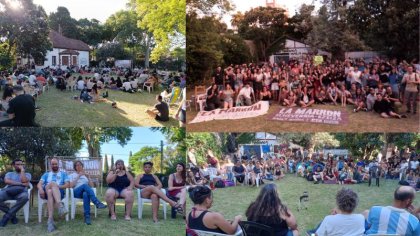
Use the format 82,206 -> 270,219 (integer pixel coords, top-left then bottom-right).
185,146 -> 420,235
187,147 -> 420,191
0,66 -> 187,127
203,57 -> 419,119
0,158 -> 186,233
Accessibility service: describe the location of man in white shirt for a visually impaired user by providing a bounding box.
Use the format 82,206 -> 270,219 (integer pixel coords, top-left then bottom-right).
402,66 -> 419,114
122,79 -> 133,93
28,73 -> 36,86
77,79 -> 85,90
237,83 -> 255,106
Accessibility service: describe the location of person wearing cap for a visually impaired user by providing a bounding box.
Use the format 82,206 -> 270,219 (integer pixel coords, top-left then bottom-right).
0,85 -> 36,127
146,95 -> 169,122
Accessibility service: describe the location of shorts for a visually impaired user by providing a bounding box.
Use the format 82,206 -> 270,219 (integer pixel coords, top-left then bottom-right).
42,187 -> 65,199
108,187 -> 124,197
155,114 -> 169,122
179,109 -> 186,123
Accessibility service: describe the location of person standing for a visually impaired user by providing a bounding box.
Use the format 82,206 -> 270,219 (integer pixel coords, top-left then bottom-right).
402,66 -> 419,114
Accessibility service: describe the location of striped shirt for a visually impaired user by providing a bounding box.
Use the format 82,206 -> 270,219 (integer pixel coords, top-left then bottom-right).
366,206 -> 420,236
40,171 -> 69,187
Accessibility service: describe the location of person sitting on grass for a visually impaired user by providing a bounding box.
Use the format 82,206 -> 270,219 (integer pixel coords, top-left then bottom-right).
364,186 -> 420,235
237,83 -> 255,106
122,79 -> 133,93
146,95 -> 169,122
37,158 -> 70,233
299,86 -> 315,108
373,93 -> 406,119
274,164 -> 285,180
134,162 -> 184,223
324,165 -> 337,182
313,165 -> 324,184
187,186 -> 242,235
0,85 -> 36,127
307,188 -> 365,236
339,84 -> 351,107
69,161 -> 107,225
105,159 -> 134,221
246,183 -> 299,236
327,82 -> 339,105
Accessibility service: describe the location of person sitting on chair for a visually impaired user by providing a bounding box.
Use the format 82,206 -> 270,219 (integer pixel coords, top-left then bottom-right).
364,186 -> 420,235
134,162 -> 183,223
69,161 -> 107,225
233,160 -> 246,184
167,163 -> 187,218
245,183 -> 299,236
105,159 -> 134,221
146,95 -> 169,122
187,185 -> 242,235
37,158 -> 70,233
0,159 -> 31,227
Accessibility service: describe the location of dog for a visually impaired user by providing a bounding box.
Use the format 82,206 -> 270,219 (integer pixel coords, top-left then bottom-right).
297,191 -> 309,211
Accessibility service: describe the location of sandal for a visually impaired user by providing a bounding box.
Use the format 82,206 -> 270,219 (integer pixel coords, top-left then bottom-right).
174,203 -> 184,216
124,215 -> 131,221
110,214 -> 117,220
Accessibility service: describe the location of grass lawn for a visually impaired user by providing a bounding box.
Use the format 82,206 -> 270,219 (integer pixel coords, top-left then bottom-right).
187,175 -> 420,233
2,190 -> 184,236
34,76 -> 178,127
186,93 -> 420,132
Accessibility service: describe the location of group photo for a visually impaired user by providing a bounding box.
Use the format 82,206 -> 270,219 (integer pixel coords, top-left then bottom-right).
0,0 -> 186,127
0,127 -> 186,235
186,0 -> 419,132
185,132 -> 420,236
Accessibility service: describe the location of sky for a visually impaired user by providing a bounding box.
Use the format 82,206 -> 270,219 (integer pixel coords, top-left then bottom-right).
223,0 -> 322,28
77,127 -> 166,167
33,0 -> 128,23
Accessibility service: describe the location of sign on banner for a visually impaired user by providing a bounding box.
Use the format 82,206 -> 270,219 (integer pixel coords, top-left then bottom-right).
46,157 -> 103,185
314,55 -> 324,65
268,107 -> 348,125
189,101 -> 270,123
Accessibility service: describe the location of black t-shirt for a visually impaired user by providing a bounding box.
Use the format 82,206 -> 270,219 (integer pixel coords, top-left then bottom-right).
213,70 -> 224,85
154,102 -> 169,121
7,94 -> 36,126
233,165 -> 245,174
373,99 -> 393,114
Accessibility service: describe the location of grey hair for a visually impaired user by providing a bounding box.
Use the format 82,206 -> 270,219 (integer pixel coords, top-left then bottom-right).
336,188 -> 359,213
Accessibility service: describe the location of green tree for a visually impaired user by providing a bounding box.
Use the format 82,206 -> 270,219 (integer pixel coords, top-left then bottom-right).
133,0 -> 185,62
77,18 -> 105,47
334,133 -> 384,160
129,146 -> 160,174
96,42 -> 130,61
0,42 -> 13,70
187,0 -> 234,15
110,155 -> 115,169
236,7 -> 288,62
287,4 -> 315,40
0,0 -> 51,64
103,154 -> 109,173
48,6 -> 79,38
220,34 -> 251,65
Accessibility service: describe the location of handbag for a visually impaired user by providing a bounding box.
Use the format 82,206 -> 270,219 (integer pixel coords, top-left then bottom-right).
4,185 -> 26,197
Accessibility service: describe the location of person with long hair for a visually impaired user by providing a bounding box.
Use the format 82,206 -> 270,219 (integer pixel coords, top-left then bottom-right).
105,159 -> 134,221
167,163 -> 187,215
187,186 -> 242,234
245,183 -> 298,236
69,161 -> 107,225
134,161 -> 183,223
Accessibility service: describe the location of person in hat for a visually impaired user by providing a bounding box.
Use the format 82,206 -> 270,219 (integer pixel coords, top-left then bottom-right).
0,85 -> 36,127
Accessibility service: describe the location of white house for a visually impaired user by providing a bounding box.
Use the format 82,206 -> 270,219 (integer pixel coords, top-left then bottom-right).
42,31 -> 90,68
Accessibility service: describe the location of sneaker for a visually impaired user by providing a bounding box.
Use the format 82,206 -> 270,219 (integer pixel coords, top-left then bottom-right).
0,215 -> 9,227
11,216 -> 18,224
353,109 -> 357,113
96,202 -> 107,209
47,220 -> 56,233
58,202 -> 68,217
84,215 -> 91,225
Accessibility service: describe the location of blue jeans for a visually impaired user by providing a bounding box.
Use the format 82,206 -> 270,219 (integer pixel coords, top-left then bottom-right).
73,184 -> 99,217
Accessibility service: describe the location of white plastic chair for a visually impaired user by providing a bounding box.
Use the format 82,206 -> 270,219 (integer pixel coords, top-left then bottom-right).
38,188 -> 69,222
143,81 -> 155,93
195,93 -> 207,111
70,187 -> 97,220
193,229 -> 243,236
137,188 -> 168,220
3,183 -> 33,223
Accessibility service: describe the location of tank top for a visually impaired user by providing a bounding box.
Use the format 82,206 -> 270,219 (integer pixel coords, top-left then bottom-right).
168,173 -> 185,197
108,173 -> 130,192
255,216 -> 289,236
139,174 -> 156,187
188,210 -> 225,234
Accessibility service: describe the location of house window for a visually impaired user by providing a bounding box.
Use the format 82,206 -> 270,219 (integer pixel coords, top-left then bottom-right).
52,56 -> 56,66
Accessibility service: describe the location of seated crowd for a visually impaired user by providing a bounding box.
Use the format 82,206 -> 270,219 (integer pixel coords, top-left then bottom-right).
203,57 -> 419,119
0,158 -> 186,233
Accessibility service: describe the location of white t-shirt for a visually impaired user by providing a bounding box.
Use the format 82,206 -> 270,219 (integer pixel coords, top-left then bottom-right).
77,80 -> 85,90
29,75 -> 36,86
69,173 -> 89,189
130,79 -> 138,89
316,214 -> 365,236
238,86 -> 254,99
123,81 -> 132,91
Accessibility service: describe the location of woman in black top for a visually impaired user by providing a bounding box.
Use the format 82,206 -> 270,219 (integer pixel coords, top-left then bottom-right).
187,186 -> 242,234
105,159 -> 134,221
206,84 -> 221,111
134,161 -> 183,222
246,184 -> 299,236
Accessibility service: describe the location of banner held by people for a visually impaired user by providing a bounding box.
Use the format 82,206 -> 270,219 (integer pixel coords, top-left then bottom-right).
268,107 -> 349,125
189,101 -> 269,123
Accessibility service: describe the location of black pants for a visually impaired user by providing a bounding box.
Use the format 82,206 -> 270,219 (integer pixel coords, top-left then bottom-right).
0,191 -> 29,218
235,174 -> 245,183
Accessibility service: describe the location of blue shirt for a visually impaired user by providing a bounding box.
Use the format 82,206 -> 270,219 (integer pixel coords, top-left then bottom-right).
40,171 -> 69,187
366,206 -> 420,236
5,171 -> 32,187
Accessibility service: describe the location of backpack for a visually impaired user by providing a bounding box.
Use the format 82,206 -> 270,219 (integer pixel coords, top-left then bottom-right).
215,180 -> 225,188
223,179 -> 235,187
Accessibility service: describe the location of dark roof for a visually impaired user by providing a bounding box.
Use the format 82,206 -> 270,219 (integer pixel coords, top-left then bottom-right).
49,31 -> 90,51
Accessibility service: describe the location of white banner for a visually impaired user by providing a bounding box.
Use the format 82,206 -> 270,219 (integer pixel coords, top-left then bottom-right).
189,101 -> 269,123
